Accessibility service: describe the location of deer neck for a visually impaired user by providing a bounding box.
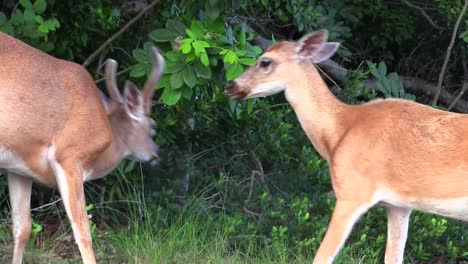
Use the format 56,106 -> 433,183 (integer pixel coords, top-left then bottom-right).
284,64 -> 348,161
87,123 -> 129,180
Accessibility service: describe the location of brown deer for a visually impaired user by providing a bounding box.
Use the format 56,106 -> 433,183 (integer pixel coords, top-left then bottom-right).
225,29 -> 467,264
0,32 -> 164,264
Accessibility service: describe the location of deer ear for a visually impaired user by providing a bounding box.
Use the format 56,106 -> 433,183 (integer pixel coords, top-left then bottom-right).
296,29 -> 339,62
311,42 -> 340,63
123,81 -> 144,121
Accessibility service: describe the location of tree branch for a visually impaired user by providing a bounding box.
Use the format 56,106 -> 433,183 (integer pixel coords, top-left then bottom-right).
432,0 -> 468,105
82,0 -> 161,68
401,0 -> 444,30
448,82 -> 468,111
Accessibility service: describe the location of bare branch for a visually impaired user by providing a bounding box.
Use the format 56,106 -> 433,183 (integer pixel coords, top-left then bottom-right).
401,0 -> 444,30
82,0 -> 161,67
448,82 -> 468,111
432,0 -> 468,105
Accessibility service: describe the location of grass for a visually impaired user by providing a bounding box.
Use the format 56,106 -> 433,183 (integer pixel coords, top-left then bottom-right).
0,201 -> 382,264
0,176 -> 465,264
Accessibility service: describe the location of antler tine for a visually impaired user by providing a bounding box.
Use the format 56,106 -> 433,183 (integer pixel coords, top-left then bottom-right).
143,46 -> 165,113
105,59 -> 123,102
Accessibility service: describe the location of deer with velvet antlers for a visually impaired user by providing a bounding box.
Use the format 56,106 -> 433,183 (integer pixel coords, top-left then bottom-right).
0,32 -> 164,264
225,29 -> 467,264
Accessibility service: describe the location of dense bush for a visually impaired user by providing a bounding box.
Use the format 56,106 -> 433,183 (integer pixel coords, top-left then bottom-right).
0,0 -> 467,263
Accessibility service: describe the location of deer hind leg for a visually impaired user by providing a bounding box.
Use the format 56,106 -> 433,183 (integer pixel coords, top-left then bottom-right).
384,206 -> 412,264
313,200 -> 374,264
8,173 -> 32,264
48,150 -> 96,264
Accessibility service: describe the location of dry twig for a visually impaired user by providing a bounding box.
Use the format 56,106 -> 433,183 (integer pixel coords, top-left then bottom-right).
82,0 -> 160,67
432,0 -> 468,105
401,0 -> 444,30
448,82 -> 468,111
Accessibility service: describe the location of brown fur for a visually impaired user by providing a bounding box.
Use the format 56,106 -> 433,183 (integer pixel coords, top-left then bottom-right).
227,31 -> 467,264
0,32 -> 163,264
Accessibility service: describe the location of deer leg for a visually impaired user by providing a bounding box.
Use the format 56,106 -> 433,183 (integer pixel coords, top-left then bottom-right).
384,206 -> 412,264
49,158 -> 96,264
8,173 -> 32,264
313,200 -> 374,264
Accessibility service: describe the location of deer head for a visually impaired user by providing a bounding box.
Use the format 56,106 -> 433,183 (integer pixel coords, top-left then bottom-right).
103,47 -> 164,163
225,29 -> 339,100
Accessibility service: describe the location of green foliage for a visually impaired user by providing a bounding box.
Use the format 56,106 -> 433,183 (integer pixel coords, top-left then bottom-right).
367,61 -> 416,100
0,0 -> 59,51
247,0 -> 354,59
132,17 -> 261,106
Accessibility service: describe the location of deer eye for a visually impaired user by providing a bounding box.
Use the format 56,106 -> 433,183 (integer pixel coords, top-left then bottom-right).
259,58 -> 272,68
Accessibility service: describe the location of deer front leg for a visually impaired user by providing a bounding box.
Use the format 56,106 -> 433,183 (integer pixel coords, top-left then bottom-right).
313,200 -> 373,264
49,159 -> 96,264
385,206 -> 412,264
8,173 -> 32,264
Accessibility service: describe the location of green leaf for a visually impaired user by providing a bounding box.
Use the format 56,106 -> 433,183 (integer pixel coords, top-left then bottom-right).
24,9 -> 35,22
156,75 -> 170,89
161,88 -> 182,106
225,63 -> 244,81
170,71 -> 185,89
33,0 -> 47,14
182,86 -> 193,99
239,57 -> 256,66
0,13 -> 7,27
200,53 -> 209,66
239,23 -> 246,46
166,19 -> 187,36
34,15 -> 44,24
0,24 -> 14,35
376,82 -> 384,93
183,65 -> 197,88
186,29 -> 196,39
190,20 -> 205,39
234,50 -> 247,57
165,51 -> 181,62
180,38 -> 193,54
86,203 -> 94,211
132,49 -> 151,63
44,19 -> 59,31
149,28 -> 177,42
192,40 -> 210,54
19,0 -> 33,9
251,45 -> 263,55
194,61 -> 212,79
367,61 -> 380,78
185,52 -> 196,62
223,50 -> 238,64
38,23 -> 49,33
205,16 -> 225,33
378,61 -> 387,76
10,10 -> 24,26
50,18 -> 60,28
165,60 -> 185,74
388,72 -> 400,97
129,63 -> 149,78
